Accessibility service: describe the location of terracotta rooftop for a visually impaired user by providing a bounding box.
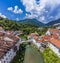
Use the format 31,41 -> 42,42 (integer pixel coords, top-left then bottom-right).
0,27 -> 20,58
29,32 -> 38,37
49,29 -> 60,34
50,38 -> 60,48
33,36 -> 39,40
52,33 -> 59,39
42,35 -> 51,41
47,28 -> 60,39
33,35 -> 51,43
30,29 -> 60,48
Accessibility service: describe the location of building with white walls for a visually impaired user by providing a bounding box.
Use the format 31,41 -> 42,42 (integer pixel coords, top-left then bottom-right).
46,28 -> 60,57
29,28 -> 60,57
0,27 -> 21,63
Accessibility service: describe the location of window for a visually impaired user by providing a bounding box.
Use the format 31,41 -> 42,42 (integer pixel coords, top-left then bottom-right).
10,53 -> 11,55
13,46 -> 17,52
41,43 -> 46,48
9,54 -> 10,57
59,49 -> 60,53
6,58 -> 8,60
4,61 -> 5,63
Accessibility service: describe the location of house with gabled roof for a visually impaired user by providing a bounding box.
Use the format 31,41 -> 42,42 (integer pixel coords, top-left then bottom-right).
46,28 -> 60,57
29,29 -> 60,57
28,32 -> 38,39
49,38 -> 60,56
28,33 -> 49,49
0,27 -> 21,63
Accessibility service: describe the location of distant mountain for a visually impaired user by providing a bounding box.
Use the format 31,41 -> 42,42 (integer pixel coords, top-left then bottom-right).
18,19 -> 45,26
46,19 -> 60,26
18,18 -> 60,27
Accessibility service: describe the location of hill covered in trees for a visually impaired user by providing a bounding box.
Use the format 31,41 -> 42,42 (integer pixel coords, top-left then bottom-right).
0,17 -> 38,30
18,19 -> 45,27
0,17 -> 48,35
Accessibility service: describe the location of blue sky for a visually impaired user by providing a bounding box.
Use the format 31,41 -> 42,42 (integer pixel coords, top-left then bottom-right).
0,0 -> 60,23
0,0 -> 26,20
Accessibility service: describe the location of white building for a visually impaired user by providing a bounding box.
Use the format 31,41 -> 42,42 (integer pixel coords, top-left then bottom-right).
49,38 -> 60,57
56,26 -> 60,30
0,39 -> 21,63
0,27 -> 21,63
29,34 -> 48,49
29,29 -> 60,56
46,28 -> 60,57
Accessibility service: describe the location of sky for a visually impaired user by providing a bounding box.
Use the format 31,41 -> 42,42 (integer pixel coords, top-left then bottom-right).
0,0 -> 60,23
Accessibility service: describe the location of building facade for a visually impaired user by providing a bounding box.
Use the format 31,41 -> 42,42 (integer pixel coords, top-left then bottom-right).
0,27 -> 21,63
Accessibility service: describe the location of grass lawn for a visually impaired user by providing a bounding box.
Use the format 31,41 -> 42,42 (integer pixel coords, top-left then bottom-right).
43,48 -> 60,63
23,45 -> 45,63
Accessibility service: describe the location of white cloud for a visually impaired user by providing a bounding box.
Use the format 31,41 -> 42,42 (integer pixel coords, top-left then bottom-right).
13,5 -> 23,14
21,0 -> 60,23
55,13 -> 60,19
49,16 -> 54,19
39,16 -> 45,21
0,13 -> 6,18
7,7 -> 13,11
55,9 -> 60,19
16,18 -> 19,21
7,5 -> 23,14
25,13 -> 38,19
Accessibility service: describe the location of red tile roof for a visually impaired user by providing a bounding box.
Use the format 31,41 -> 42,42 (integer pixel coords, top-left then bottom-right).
49,28 -> 60,34
33,36 -> 39,40
0,27 -> 20,58
42,35 -> 51,40
29,32 -> 38,37
50,38 -> 60,48
52,33 -> 59,39
30,29 -> 60,48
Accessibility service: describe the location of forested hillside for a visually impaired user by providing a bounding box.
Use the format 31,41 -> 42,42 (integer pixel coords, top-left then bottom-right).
0,17 -> 38,30
0,17 -> 48,35
18,19 -> 45,26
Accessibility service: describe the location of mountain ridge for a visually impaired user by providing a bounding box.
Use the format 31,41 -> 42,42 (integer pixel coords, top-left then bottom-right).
46,19 -> 60,26
18,18 -> 60,26
18,19 -> 45,26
